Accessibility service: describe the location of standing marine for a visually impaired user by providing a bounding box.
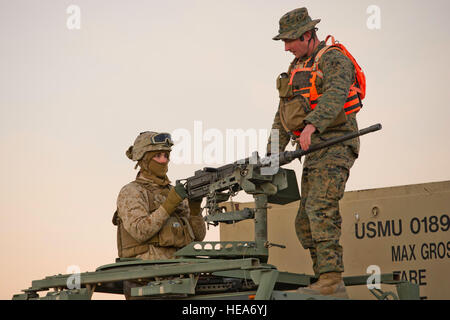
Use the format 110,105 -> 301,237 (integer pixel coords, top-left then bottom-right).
267,7 -> 365,298
112,131 -> 206,298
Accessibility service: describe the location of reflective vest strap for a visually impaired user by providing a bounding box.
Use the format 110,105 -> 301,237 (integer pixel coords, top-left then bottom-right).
308,72 -> 319,106
344,103 -> 362,114
312,46 -> 341,72
294,88 -> 310,95
288,56 -> 313,85
289,67 -> 313,85
314,44 -> 363,104
313,45 -> 363,115
292,130 -> 302,137
344,98 -> 360,109
346,95 -> 359,103
325,35 -> 336,45
343,90 -> 362,114
351,84 -> 362,95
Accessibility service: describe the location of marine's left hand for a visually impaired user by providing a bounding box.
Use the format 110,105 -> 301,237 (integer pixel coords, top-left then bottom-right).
174,181 -> 188,199
297,124 -> 316,151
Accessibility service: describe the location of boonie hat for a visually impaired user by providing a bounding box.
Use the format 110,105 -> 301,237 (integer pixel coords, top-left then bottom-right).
273,7 -> 320,41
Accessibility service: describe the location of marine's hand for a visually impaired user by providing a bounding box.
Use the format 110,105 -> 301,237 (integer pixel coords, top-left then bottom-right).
174,181 -> 188,200
161,183 -> 187,215
297,124 -> 316,151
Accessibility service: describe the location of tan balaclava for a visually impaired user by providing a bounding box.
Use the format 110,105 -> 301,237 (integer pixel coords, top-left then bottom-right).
138,150 -> 171,187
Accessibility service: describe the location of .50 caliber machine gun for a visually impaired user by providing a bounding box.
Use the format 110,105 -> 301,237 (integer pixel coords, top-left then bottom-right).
174,124 -> 382,262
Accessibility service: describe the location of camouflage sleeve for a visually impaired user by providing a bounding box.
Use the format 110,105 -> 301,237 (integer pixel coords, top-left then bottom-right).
304,49 -> 355,133
117,184 -> 170,243
189,216 -> 206,241
266,106 -> 291,154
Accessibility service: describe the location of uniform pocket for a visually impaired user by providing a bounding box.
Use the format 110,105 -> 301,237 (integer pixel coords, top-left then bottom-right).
324,166 -> 349,202
277,73 -> 293,98
158,216 -> 183,247
158,215 -> 194,248
279,97 -> 309,132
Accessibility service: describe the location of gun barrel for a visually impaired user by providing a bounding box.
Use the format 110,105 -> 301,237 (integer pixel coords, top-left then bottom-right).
270,123 -> 382,167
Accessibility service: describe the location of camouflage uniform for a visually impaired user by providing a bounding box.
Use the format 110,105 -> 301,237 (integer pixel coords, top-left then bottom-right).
268,9 -> 359,276
116,174 -> 206,261
113,131 -> 207,299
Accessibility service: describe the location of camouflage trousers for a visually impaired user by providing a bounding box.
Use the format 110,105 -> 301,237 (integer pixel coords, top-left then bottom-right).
295,157 -> 354,276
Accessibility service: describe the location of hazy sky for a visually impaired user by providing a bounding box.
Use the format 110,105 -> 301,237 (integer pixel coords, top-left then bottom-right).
1,0 -> 450,299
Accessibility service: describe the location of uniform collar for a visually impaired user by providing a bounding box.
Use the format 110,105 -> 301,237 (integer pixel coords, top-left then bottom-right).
136,172 -> 171,187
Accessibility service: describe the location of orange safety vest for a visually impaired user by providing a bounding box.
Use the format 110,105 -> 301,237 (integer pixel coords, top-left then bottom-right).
290,35 -> 366,137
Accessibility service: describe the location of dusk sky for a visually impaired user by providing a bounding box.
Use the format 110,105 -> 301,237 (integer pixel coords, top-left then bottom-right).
1,0 -> 449,299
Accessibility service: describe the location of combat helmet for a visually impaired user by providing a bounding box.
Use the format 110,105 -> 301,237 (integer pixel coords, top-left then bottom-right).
126,131 -> 173,161
273,7 -> 320,41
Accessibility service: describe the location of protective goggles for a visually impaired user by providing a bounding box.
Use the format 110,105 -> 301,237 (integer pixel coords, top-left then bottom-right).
150,132 -> 173,146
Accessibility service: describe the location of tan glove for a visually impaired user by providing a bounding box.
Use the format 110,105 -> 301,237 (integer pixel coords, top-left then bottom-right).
161,183 -> 187,215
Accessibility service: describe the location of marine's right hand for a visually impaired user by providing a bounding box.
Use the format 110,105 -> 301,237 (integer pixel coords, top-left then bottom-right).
297,123 -> 316,151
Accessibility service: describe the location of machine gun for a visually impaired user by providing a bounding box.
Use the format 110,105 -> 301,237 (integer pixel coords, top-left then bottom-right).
182,124 -> 381,201
174,124 -> 382,262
